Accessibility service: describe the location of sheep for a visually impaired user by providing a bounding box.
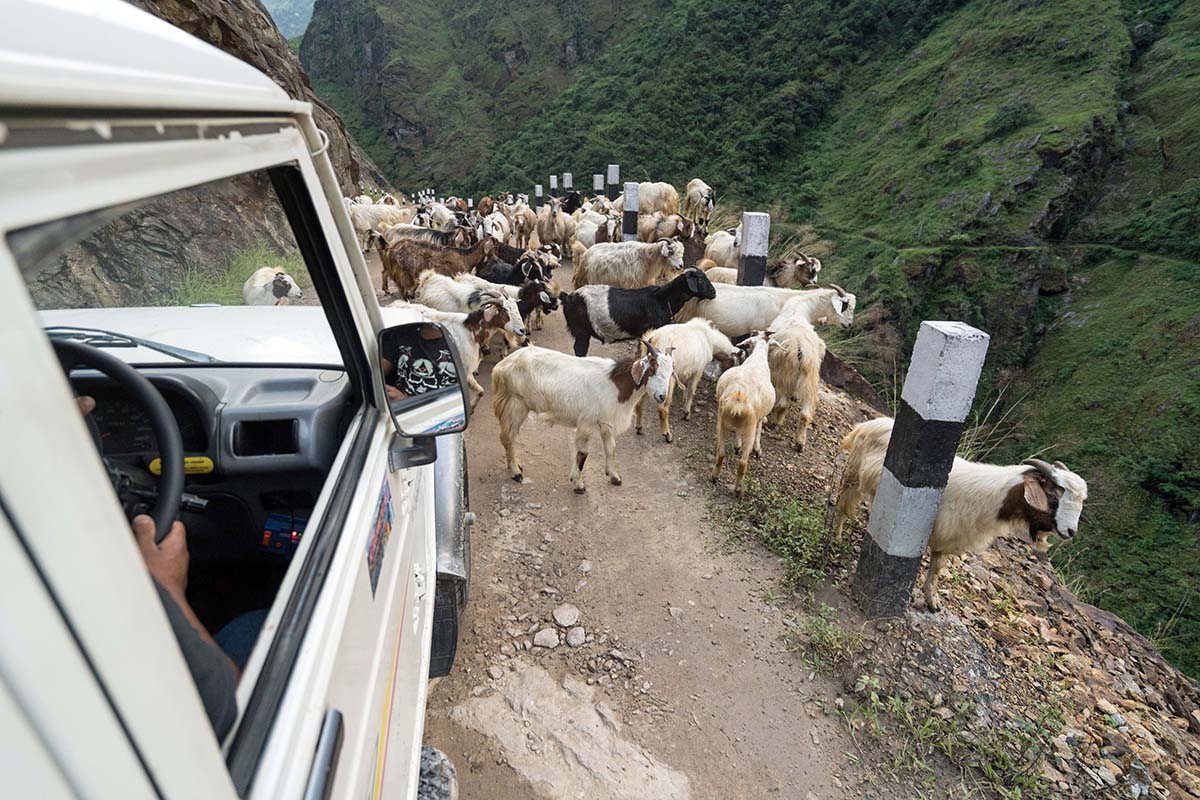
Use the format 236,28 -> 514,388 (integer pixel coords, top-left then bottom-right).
510,203 -> 537,248
683,178 -> 715,224
635,182 -> 679,216
703,226 -> 741,268
637,211 -> 695,243
535,197 -> 576,253
490,341 -> 676,493
572,239 -> 686,290
381,236 -> 497,297
764,306 -> 827,450
634,318 -> 740,442
349,203 -> 413,250
388,300 -> 515,410
677,284 -> 856,338
562,267 -> 716,356
712,331 -> 778,496
833,418 -> 1089,610
455,273 -> 560,331
412,271 -> 527,349
243,267 -> 303,306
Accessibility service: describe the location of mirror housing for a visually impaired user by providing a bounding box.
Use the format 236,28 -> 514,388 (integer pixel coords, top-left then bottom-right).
377,321 -> 470,438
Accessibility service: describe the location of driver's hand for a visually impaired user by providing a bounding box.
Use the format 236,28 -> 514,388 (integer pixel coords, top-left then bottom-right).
132,514 -> 189,600
385,385 -> 407,401
76,395 -> 96,416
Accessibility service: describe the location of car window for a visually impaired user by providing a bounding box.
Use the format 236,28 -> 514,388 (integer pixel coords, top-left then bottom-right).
10,169 -> 342,366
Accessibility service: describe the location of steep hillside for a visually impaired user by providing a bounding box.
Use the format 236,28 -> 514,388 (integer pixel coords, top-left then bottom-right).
304,0 -> 1197,675
300,0 -> 652,188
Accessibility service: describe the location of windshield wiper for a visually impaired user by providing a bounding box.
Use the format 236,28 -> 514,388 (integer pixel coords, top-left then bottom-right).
45,326 -> 218,364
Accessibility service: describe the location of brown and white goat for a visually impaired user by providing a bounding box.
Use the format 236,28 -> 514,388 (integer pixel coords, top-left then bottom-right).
491,342 -> 676,493
834,417 -> 1089,610
381,236 -> 496,298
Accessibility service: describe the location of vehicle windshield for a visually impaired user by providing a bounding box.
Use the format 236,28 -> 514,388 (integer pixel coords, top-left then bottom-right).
12,169 -> 342,366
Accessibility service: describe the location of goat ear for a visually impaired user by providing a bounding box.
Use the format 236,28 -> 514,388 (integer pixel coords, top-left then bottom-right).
1023,472 -> 1050,512
538,291 -> 551,304
483,305 -> 499,323
631,357 -> 650,386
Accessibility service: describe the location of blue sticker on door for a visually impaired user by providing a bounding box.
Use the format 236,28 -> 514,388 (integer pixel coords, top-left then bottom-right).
366,478 -> 393,596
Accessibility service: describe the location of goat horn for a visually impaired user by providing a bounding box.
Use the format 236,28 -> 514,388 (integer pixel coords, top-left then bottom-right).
1022,458 -> 1055,477
1053,460 -> 1068,471
829,283 -> 847,297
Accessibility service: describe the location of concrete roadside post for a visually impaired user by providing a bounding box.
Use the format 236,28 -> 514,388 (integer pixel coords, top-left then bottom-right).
606,164 -> 620,201
563,173 -> 573,195
550,174 -> 558,198
467,198 -> 473,209
534,184 -> 543,212
622,181 -> 639,241
593,174 -> 604,196
736,212 -> 770,286
851,321 -> 990,617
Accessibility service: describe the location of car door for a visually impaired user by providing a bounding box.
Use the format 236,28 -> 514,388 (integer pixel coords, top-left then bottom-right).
0,110 -> 434,798
221,133 -> 438,799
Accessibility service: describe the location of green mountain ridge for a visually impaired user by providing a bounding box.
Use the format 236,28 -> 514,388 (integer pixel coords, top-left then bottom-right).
307,0 -> 1199,674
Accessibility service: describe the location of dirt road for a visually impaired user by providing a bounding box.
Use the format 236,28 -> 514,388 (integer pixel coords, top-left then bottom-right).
399,258 -> 876,799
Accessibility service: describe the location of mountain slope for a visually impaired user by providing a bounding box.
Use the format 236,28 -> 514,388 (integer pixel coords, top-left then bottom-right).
301,0 -> 653,188
262,0 -> 314,38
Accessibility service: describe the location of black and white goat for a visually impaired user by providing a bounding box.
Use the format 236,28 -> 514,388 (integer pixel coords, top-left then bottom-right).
561,267 -> 716,357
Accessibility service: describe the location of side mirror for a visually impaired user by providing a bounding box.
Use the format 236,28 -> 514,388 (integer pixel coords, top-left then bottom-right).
377,322 -> 469,437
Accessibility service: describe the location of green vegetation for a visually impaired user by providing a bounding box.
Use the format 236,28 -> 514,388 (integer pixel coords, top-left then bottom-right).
307,0 -> 1199,674
160,243 -> 310,307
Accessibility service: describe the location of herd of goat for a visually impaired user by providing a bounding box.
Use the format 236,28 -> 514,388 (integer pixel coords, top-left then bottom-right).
248,179 -> 1089,610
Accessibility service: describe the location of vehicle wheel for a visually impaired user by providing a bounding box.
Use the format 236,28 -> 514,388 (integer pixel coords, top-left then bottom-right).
417,745 -> 458,800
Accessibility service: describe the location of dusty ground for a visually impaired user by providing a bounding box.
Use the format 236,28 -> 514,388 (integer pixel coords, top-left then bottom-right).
373,255 -> 879,800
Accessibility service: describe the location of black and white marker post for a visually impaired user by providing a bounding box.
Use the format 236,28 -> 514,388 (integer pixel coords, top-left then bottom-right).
851,321 -> 990,617
467,198 -> 473,209
622,181 -> 639,241
606,164 -> 620,201
736,211 -> 770,286
549,174 -> 558,198
563,173 -> 573,194
593,173 -> 604,196
534,184 -> 543,211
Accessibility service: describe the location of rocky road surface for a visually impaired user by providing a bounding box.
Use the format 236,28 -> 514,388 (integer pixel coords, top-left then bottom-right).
390,257 -> 872,799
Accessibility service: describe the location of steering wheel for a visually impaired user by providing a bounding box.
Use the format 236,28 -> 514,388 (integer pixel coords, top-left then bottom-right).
52,339 -> 184,544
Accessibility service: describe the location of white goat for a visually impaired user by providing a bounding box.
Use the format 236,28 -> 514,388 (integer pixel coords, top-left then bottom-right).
243,267 -> 302,306
491,343 -> 676,493
482,211 -> 511,242
703,226 -> 741,268
412,272 -> 526,349
683,178 -> 715,224
637,211 -> 694,243
573,239 -> 686,289
712,331 -> 777,496
704,266 -> 739,284
765,307 -> 826,450
635,182 -> 679,216
835,417 -> 1089,610
349,203 -> 412,250
678,284 -> 856,337
635,318 -> 740,442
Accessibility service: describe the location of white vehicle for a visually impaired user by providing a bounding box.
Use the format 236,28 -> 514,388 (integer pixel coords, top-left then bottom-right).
0,2 -> 471,798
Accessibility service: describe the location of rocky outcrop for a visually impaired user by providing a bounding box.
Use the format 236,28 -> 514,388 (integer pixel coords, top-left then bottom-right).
127,0 -> 387,194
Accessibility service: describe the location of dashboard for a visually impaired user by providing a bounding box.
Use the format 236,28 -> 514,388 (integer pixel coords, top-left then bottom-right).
70,366 -> 353,475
